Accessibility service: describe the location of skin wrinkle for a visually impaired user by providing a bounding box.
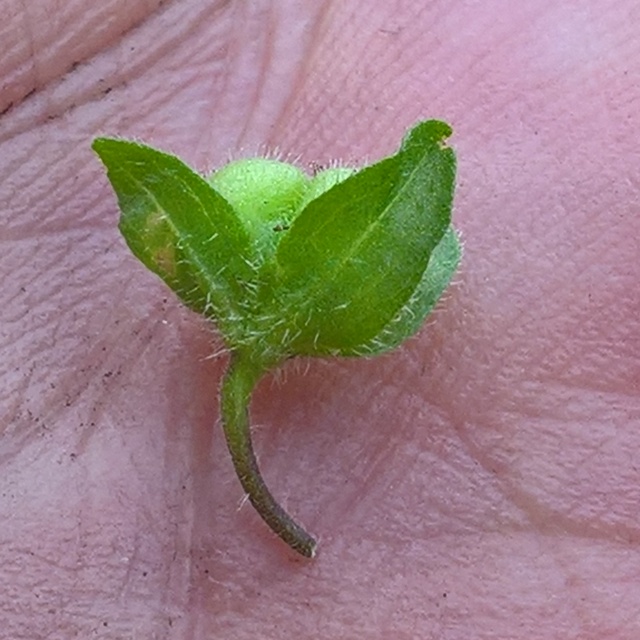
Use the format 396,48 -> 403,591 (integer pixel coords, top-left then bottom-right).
217,2 -> 331,155
268,1 -> 335,146
17,0 -> 37,90
0,0 -> 169,114
233,3 -> 275,146
1,0 -> 640,638
0,2 -> 233,144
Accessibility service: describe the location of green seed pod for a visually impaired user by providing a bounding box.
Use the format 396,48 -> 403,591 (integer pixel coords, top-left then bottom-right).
296,166 -> 356,212
208,158 -> 310,255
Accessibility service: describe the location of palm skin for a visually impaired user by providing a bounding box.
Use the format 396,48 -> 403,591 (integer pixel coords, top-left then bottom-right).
1,1 -> 638,638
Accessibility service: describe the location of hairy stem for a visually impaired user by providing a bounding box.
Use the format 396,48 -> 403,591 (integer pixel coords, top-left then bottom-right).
220,350 -> 317,558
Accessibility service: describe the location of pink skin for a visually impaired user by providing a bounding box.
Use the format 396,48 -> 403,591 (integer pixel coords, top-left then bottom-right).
1,1 -> 639,637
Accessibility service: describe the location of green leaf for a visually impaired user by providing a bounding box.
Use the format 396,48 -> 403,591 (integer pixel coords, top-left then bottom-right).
352,225 -> 461,355
259,120 -> 456,355
92,138 -> 259,343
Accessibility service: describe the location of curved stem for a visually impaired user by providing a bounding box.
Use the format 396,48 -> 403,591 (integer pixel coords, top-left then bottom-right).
220,350 -> 317,558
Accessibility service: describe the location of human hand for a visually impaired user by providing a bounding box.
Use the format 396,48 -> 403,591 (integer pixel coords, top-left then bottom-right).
1,1 -> 638,638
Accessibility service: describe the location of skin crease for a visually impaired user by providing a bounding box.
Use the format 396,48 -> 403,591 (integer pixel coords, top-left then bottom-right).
1,0 -> 639,637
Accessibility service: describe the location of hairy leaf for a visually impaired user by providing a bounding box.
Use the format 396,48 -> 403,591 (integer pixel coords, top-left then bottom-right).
351,225 -> 461,355
92,138 -> 258,342
260,120 -> 456,355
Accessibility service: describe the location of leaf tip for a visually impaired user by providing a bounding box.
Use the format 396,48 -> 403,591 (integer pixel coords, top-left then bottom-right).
402,119 -> 454,151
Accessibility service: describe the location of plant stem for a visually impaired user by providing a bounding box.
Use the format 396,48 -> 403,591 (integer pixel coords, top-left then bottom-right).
220,350 -> 317,558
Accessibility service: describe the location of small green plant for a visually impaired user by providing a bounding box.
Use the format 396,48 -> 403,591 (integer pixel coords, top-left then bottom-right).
92,120 -> 460,558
